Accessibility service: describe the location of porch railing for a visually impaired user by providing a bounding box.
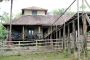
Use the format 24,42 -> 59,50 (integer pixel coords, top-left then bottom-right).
0,39 -> 63,52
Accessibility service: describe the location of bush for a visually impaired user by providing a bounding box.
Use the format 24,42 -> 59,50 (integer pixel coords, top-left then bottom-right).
0,24 -> 7,40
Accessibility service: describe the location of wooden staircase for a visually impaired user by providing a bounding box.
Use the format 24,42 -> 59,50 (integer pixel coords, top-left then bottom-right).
44,27 -> 56,38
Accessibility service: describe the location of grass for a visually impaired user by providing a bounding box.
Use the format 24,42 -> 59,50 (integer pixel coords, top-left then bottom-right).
0,51 -> 90,60
0,52 -> 70,60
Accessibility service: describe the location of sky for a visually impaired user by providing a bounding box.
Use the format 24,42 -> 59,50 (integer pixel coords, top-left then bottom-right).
0,0 -> 90,15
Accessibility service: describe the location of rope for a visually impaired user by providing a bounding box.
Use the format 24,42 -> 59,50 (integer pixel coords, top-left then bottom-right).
52,0 -> 76,25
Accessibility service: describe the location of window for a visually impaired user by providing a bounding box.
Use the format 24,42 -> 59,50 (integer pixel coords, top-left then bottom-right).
32,10 -> 37,15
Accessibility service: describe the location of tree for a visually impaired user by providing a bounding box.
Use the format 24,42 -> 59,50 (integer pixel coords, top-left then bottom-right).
52,8 -> 65,15
80,4 -> 87,11
0,24 -> 7,40
1,12 -> 10,23
52,8 -> 75,16
0,12 -> 21,40
13,12 -> 22,19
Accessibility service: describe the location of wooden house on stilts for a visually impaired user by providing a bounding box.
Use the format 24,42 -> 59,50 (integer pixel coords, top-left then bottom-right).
3,6 -> 90,51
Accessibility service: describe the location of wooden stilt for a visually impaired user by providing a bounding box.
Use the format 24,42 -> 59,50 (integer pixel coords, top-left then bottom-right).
38,26 -> 41,39
59,30 -> 61,39
22,26 -> 25,41
50,26 -> 53,49
56,25 -> 58,39
63,24 -> 65,50
72,20 -> 76,52
83,14 -> 88,60
67,24 -> 71,54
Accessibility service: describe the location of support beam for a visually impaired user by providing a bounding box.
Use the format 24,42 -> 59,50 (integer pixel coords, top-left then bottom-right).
48,27 -> 50,39
38,26 -> 41,39
67,24 -> 71,54
22,26 -> 25,40
50,26 -> 53,39
72,20 -> 76,52
63,24 -> 65,50
56,25 -> 58,39
82,14 -> 88,59
38,26 -> 41,33
59,30 -> 61,39
50,26 -> 53,49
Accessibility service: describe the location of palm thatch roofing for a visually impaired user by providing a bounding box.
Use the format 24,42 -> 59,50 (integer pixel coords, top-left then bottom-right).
3,15 -> 72,26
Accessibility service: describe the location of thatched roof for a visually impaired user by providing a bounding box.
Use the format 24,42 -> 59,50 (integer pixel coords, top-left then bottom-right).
4,15 -> 72,26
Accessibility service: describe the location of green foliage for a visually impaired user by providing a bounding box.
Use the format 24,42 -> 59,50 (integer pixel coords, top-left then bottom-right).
0,24 -> 7,40
0,12 -> 22,40
1,12 -> 10,23
14,12 -> 22,19
0,12 -> 22,23
52,8 -> 75,16
63,49 -> 69,58
52,8 -> 65,15
80,5 -> 87,10
87,31 -> 90,35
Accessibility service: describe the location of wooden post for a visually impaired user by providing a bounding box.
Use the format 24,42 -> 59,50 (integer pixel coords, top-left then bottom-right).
22,26 -> 25,41
38,26 -> 41,33
59,30 -> 61,39
50,26 -> 53,49
68,24 -> 71,54
38,26 -> 41,39
36,40 -> 38,50
72,20 -> 76,52
56,25 -> 58,39
55,25 -> 58,49
63,24 -> 65,50
59,29 -> 62,49
19,41 -> 20,47
48,27 -> 50,39
50,26 -> 53,39
72,20 -> 77,60
83,14 -> 88,59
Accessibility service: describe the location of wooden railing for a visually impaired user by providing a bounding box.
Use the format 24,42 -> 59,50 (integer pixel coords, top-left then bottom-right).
44,27 -> 56,38
0,39 -> 63,52
87,35 -> 90,50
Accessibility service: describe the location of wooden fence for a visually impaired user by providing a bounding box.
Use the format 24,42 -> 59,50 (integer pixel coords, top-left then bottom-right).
87,35 -> 90,50
0,39 -> 63,53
